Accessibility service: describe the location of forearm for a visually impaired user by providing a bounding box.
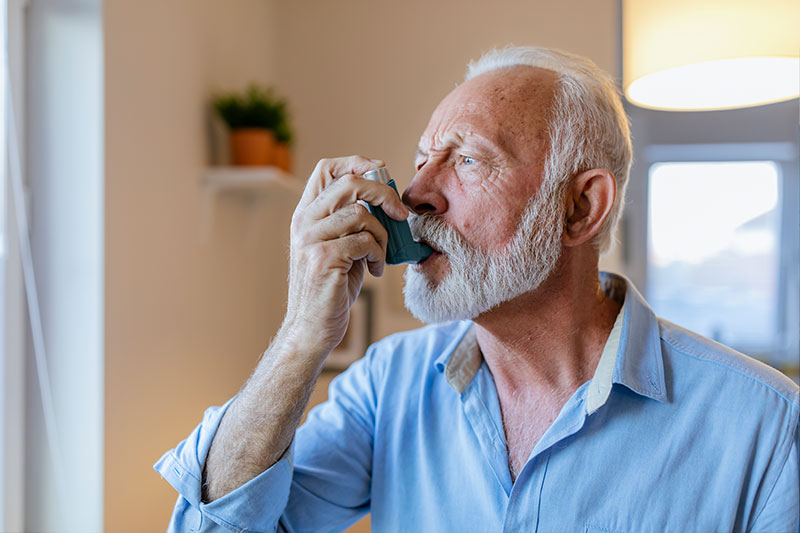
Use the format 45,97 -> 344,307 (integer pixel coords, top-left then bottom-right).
203,329 -> 328,502
201,155 -> 403,503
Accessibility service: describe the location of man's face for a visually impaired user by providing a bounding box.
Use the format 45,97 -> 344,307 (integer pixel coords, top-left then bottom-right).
402,66 -> 566,323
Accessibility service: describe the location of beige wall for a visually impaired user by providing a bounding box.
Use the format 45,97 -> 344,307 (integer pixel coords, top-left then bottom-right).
276,0 -> 619,320
274,0 -> 624,311
104,0 -> 287,530
275,0 -> 619,185
104,0 -> 620,530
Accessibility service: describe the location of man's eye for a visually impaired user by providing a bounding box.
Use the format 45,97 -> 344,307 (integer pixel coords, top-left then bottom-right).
461,156 -> 475,166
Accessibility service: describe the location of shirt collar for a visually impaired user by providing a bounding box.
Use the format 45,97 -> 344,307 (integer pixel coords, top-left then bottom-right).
433,272 -> 668,404
433,323 -> 479,394
606,272 -> 667,403
585,298 -> 625,414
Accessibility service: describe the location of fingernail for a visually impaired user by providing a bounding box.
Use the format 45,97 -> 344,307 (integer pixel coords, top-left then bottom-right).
370,159 -> 384,164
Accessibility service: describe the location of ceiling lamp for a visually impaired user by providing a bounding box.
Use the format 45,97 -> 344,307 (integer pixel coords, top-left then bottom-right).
623,0 -> 800,111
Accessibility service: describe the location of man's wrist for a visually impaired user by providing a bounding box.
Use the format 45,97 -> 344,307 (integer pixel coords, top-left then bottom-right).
272,320 -> 334,365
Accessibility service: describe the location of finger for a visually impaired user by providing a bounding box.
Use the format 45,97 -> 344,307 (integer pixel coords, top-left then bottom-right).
332,231 -> 386,274
306,173 -> 408,222
367,257 -> 384,278
298,156 -> 385,210
309,203 -> 389,254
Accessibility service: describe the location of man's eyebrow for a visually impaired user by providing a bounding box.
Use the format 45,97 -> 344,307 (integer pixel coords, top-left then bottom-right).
415,133 -> 466,159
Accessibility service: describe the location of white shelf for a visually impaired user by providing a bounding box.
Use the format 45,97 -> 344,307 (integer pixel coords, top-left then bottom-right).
198,166 -> 302,242
202,166 -> 303,195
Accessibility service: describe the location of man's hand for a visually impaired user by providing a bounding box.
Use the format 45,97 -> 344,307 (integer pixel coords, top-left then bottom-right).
203,156 -> 408,502
281,156 -> 409,358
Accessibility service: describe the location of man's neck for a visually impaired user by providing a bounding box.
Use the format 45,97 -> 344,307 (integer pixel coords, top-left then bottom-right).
473,256 -> 621,396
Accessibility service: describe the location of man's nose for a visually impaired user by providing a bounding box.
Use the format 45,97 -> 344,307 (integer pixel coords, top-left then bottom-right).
401,165 -> 448,216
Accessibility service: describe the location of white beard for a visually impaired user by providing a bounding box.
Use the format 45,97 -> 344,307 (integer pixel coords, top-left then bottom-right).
403,177 -> 565,324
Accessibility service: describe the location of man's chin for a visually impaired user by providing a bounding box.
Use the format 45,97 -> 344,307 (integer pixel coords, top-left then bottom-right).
403,269 -> 448,324
402,268 -> 485,324
403,297 -> 469,325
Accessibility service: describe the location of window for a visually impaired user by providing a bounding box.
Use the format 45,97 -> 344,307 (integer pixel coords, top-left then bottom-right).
645,159 -> 797,371
2,0 -> 103,528
0,3 -> 7,522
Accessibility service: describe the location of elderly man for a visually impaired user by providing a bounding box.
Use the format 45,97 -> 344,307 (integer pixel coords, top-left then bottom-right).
156,47 -> 799,532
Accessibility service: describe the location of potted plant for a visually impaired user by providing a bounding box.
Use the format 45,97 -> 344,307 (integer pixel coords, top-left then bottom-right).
212,84 -> 293,168
273,114 -> 294,173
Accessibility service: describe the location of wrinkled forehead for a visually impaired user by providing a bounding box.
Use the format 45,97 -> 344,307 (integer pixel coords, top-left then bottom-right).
422,66 -> 558,155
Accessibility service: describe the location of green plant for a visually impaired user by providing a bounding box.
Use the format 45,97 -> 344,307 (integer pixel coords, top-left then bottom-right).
274,116 -> 294,146
212,84 -> 293,144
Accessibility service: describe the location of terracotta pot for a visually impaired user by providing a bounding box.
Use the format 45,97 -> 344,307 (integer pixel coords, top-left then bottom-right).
274,143 -> 293,173
230,128 -> 276,166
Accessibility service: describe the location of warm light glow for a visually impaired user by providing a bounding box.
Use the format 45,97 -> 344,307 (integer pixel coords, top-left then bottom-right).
628,57 -> 800,111
623,0 -> 799,111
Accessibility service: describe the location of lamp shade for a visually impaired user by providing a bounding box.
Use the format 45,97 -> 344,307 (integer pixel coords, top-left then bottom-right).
623,0 -> 800,111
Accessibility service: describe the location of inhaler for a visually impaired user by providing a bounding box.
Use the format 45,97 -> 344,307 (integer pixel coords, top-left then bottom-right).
363,167 -> 434,265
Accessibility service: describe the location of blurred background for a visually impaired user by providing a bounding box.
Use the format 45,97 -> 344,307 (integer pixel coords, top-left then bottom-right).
0,0 -> 796,531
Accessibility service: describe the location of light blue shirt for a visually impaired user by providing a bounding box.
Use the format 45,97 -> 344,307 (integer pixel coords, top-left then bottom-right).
155,273 -> 799,532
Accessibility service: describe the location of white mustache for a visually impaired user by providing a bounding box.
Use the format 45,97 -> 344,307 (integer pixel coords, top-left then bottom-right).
408,213 -> 470,255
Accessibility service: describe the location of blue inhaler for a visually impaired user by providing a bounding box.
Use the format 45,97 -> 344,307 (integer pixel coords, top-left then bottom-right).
363,167 -> 434,265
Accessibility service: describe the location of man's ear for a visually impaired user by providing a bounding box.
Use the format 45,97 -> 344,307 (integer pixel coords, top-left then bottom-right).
562,168 -> 616,247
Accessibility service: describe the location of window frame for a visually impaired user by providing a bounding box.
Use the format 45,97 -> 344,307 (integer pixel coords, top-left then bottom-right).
1,0 -> 28,529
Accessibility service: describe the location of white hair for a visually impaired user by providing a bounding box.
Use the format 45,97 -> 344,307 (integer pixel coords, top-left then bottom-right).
466,46 -> 632,253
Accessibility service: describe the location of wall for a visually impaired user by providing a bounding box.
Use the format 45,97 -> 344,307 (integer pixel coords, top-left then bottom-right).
275,0 -> 620,181
273,0 -> 623,337
103,1 -> 287,530
104,0 -> 622,530
277,5 -> 621,530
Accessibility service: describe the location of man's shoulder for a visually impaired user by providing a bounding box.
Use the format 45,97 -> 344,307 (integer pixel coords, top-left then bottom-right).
360,320 -> 472,383
657,318 -> 799,409
370,320 -> 471,361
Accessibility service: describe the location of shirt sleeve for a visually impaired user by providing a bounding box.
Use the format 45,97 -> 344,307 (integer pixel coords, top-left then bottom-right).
154,396 -> 295,532
154,347 -> 381,533
748,416 -> 799,533
280,348 -> 379,531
